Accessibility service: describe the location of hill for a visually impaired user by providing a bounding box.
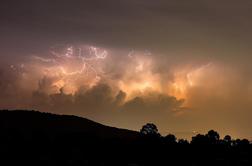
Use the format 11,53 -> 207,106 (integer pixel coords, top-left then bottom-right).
0,110 -> 251,166
0,110 -> 139,140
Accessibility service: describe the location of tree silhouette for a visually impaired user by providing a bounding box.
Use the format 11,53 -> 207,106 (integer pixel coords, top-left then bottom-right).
233,138 -> 250,146
191,134 -> 208,145
206,130 -> 220,144
178,139 -> 189,145
164,134 -> 177,144
140,123 -> 159,136
223,135 -> 232,146
240,139 -> 250,145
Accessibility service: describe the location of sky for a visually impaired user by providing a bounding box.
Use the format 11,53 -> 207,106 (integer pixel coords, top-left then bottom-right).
1,0 -> 252,139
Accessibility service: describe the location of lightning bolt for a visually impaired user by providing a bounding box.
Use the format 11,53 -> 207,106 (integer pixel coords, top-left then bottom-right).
32,45 -> 107,93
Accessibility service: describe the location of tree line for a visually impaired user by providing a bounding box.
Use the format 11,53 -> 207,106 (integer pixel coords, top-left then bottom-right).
140,123 -> 250,146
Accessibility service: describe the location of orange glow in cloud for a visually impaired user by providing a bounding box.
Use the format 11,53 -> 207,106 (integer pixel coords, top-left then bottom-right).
117,53 -> 162,100
167,63 -> 213,101
17,45 -> 216,106
29,45 -> 107,94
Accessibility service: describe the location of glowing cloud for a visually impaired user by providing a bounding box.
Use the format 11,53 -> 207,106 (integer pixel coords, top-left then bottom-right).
168,63 -> 213,100
30,45 -> 108,94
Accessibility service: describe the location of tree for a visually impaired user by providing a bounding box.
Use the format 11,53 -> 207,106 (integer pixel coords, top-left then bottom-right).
224,135 -> 231,142
191,134 -> 209,145
140,123 -> 159,136
178,139 -> 189,145
206,130 -> 220,144
233,139 -> 250,146
164,134 -> 177,144
240,139 -> 250,145
223,135 -> 232,146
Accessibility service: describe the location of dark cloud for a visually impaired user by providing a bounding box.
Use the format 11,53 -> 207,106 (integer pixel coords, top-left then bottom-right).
0,67 -> 32,108
122,93 -> 184,113
30,82 -> 184,116
1,0 -> 252,59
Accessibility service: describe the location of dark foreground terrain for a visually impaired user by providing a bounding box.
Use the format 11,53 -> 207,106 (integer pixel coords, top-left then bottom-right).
0,110 -> 251,166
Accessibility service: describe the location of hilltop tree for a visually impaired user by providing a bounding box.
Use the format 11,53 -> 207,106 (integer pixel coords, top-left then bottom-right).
140,123 -> 160,136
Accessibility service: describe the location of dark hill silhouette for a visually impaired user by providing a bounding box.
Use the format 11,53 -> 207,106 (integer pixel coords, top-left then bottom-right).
0,110 -> 139,140
0,110 -> 251,166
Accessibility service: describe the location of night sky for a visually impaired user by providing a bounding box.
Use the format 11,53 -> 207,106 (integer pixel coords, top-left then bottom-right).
1,0 -> 252,139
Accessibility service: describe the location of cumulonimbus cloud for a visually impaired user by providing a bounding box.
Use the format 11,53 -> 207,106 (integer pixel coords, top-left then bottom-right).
1,44 -> 252,138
